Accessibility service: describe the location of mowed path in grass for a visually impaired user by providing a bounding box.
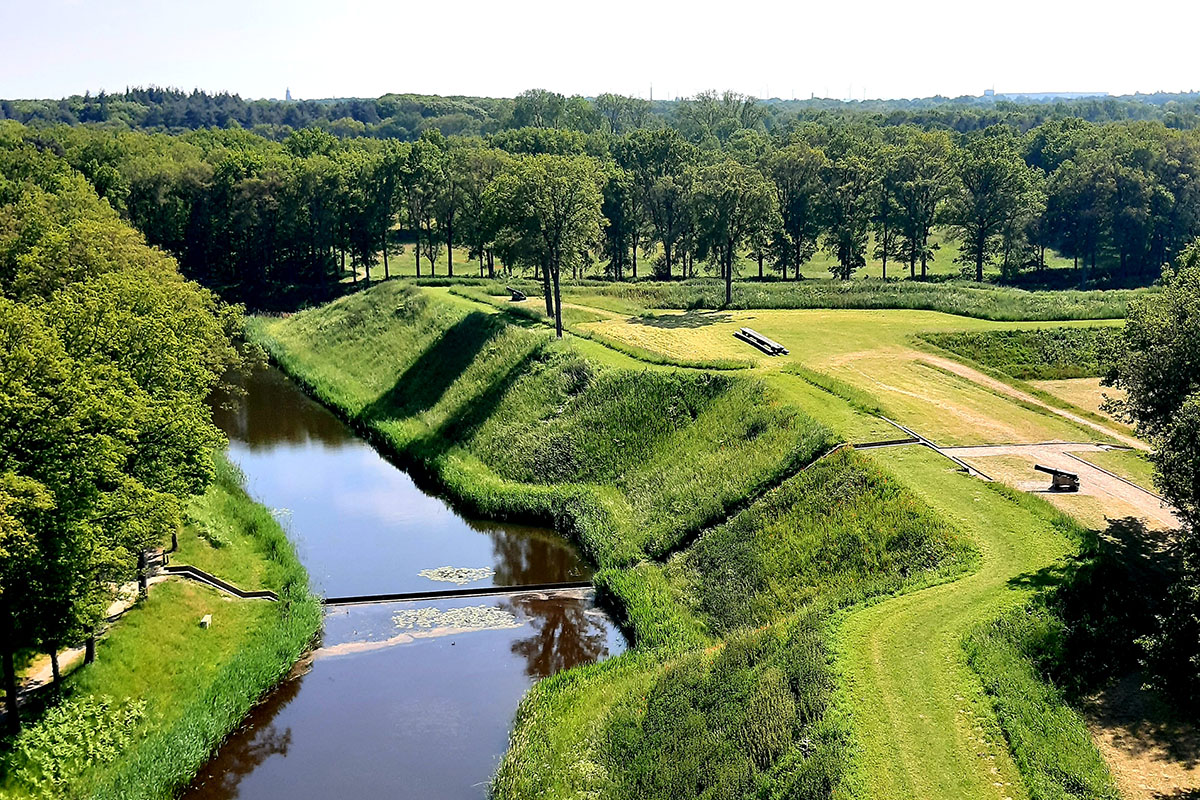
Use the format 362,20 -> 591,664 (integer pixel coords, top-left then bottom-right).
837,446 -> 1075,800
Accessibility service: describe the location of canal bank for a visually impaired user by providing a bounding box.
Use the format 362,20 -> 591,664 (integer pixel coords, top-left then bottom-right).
184,364 -> 625,799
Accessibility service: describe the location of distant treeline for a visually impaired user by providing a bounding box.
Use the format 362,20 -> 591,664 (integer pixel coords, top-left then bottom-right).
3,104 -> 1199,312
3,87 -> 1200,141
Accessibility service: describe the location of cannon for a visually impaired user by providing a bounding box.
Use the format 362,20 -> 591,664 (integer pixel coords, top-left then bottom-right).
1034,464 -> 1079,492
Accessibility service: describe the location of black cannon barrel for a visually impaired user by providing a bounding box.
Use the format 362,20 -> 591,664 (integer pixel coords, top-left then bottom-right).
1033,463 -> 1079,480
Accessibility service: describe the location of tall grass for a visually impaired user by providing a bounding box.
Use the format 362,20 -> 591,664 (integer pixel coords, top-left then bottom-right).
562,278 -> 1143,321
919,327 -> 1122,380
965,607 -> 1120,800
671,447 -> 976,634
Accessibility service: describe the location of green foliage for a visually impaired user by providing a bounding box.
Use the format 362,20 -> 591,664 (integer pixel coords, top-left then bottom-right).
0,454 -> 320,800
672,447 -> 974,634
0,136 -> 248,735
965,606 -> 1120,800
2,696 -> 146,799
920,326 -> 1121,379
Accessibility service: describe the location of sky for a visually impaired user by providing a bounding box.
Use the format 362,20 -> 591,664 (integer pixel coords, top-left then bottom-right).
2,0 -> 1197,102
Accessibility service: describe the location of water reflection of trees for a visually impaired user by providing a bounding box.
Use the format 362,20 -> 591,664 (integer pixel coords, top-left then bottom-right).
209,366 -> 349,450
483,525 -> 589,585
182,673 -> 303,800
501,596 -> 613,679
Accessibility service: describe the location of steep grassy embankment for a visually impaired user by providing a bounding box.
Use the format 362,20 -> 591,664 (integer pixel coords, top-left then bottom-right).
919,327 -> 1121,380
0,456 -> 321,800
249,282 -> 984,799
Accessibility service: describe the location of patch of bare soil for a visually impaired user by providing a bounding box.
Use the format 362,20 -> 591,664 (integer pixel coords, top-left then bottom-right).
1083,674 -> 1200,800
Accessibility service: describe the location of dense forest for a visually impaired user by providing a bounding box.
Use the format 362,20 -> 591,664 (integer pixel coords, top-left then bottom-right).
4,87 -> 1200,139
3,91 -> 1198,323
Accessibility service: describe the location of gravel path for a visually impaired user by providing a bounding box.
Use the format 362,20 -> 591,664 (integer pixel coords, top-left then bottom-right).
940,442 -> 1178,531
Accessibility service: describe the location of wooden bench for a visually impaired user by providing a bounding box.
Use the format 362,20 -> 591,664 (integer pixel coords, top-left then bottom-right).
1034,464 -> 1080,492
507,286 -> 527,302
734,327 -> 789,356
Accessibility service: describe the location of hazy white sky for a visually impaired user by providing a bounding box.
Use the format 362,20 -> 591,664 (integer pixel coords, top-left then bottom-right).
1,0 -> 1197,101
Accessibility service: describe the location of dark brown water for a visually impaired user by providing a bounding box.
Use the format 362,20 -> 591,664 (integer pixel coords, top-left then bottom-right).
185,365 -> 625,799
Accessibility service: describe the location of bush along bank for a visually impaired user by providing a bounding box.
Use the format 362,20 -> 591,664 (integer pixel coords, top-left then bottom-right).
0,456 -> 321,800
249,281 -> 982,799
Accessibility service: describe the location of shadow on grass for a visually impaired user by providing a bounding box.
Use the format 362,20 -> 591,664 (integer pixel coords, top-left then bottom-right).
627,311 -> 732,329
360,312 -> 507,421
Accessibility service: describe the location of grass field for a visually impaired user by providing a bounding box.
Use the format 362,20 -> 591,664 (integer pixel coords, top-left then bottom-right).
249,280 -> 1144,800
0,457 -> 320,800
567,305 -> 1127,446
1073,448 -> 1159,493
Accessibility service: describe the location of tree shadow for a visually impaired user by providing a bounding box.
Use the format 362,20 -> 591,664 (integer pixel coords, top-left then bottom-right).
182,670 -> 305,799
360,312 -> 507,423
627,311 -> 732,329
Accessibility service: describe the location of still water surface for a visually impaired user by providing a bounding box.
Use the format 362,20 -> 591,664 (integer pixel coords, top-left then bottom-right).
184,365 -> 625,799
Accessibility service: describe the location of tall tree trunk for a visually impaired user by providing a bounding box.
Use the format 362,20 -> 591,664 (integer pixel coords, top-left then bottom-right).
910,256 -> 916,279
479,250 -> 484,277
542,259 -> 553,317
415,237 -> 421,278
446,225 -> 454,277
758,251 -> 763,278
724,250 -> 733,306
487,250 -> 495,279
364,258 -> 371,285
881,224 -> 888,280
84,633 -> 95,665
383,240 -> 390,280
664,243 -> 672,280
50,650 -> 60,687
552,262 -> 563,338
631,234 -> 638,279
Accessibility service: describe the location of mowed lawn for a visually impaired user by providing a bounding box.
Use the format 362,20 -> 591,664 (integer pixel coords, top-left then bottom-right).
575,306 -> 1127,446
836,445 -> 1077,800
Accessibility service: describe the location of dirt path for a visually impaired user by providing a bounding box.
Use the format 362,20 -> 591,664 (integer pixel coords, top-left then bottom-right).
1080,674 -> 1200,800
918,355 -> 1147,451
941,443 -> 1178,530
838,445 -> 1075,800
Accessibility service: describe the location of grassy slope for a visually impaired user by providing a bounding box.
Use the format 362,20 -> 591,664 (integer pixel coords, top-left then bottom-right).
836,446 -> 1086,800
251,281 -> 991,799
918,327 -> 1120,380
0,456 -> 320,800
